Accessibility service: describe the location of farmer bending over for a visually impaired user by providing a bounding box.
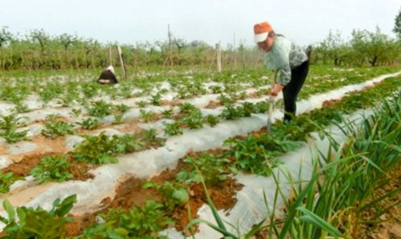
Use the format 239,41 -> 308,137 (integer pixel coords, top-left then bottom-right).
254,21 -> 309,122
98,65 -> 118,84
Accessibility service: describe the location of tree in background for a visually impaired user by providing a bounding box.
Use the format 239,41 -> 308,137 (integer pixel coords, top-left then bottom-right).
0,27 -> 15,70
0,27 -> 14,48
351,27 -> 398,67
320,31 -> 347,66
314,31 -> 355,66
394,7 -> 401,39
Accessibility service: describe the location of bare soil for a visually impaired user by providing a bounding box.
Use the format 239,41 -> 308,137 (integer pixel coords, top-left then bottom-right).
205,100 -> 223,109
160,99 -> 182,107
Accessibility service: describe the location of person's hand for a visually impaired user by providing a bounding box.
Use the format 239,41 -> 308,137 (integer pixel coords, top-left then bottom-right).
270,91 -> 278,97
269,84 -> 284,97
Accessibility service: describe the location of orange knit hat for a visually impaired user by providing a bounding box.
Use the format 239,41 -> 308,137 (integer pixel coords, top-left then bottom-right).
254,21 -> 273,43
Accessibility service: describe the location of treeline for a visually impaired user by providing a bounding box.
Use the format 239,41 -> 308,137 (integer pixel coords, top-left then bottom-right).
0,27 -> 260,71
313,27 -> 401,67
0,26 -> 400,71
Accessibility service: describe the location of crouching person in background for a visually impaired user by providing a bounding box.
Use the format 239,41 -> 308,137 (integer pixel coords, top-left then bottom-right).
98,65 -> 118,84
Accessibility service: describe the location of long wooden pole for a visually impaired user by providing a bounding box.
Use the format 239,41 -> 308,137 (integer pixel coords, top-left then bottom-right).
109,47 -> 112,65
117,46 -> 127,79
168,24 -> 173,69
267,70 -> 278,133
233,33 -> 237,70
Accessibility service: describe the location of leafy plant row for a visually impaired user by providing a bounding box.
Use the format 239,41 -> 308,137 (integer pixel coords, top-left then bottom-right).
0,66 -> 398,113
0,129 -> 165,193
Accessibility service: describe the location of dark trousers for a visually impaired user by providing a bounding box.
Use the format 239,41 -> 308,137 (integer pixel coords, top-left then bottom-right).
282,60 -> 309,122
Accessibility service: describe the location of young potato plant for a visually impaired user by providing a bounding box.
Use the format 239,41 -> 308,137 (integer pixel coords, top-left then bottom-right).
115,103 -> 130,113
163,121 -> 183,136
115,134 -> 146,153
13,103 -> 30,114
139,129 -> 165,147
223,132 -> 300,176
139,109 -> 157,123
72,132 -> 120,165
250,75 -> 271,87
41,114 -> 76,139
237,91 -> 247,100
220,101 -> 267,120
180,110 -> 204,129
0,195 -> 77,239
150,93 -> 163,106
219,106 -> 245,120
0,114 -> 26,129
58,92 -> 76,107
176,152 -> 231,187
78,200 -> 172,239
38,82 -> 64,103
209,85 -> 223,94
142,181 -> 189,212
254,101 -> 269,113
161,109 -> 174,119
77,117 -> 100,130
98,85 -> 119,100
117,83 -> 134,99
0,114 -> 28,143
187,81 -> 207,96
112,113 -> 126,125
70,108 -> 83,118
30,155 -> 73,184
87,100 -> 115,117
176,102 -> 195,114
81,82 -> 100,99
228,92 -> 242,102
175,86 -> 192,99
174,81 -> 207,99
0,85 -> 30,105
204,114 -> 219,127
224,84 -> 243,93
218,93 -> 236,106
60,84 -> 81,107
136,100 -> 149,108
241,102 -> 257,117
0,171 -> 22,193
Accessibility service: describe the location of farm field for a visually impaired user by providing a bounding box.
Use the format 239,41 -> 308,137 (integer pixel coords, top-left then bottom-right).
0,65 -> 401,238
